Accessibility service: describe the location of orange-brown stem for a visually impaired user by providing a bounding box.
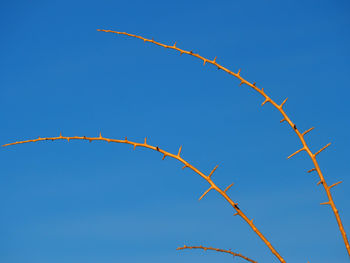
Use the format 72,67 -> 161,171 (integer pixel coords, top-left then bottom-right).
2,134 -> 285,263
97,29 -> 349,257
177,245 -> 257,263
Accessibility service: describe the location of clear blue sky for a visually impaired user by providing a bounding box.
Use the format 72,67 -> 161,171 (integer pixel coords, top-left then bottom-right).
1,1 -> 349,262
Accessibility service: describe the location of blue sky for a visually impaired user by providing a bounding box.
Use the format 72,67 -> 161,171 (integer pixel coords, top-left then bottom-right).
1,0 -> 349,262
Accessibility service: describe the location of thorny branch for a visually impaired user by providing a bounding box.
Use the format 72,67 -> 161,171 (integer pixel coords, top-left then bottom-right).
177,245 -> 257,263
96,29 -> 349,259
4,133 -> 274,262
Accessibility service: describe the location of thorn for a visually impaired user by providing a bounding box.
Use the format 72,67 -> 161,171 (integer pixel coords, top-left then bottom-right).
307,168 -> 316,173
173,41 -> 177,47
329,181 -> 342,189
156,146 -> 160,151
287,147 -> 305,159
261,88 -> 264,92
182,165 -> 188,170
280,118 -> 286,123
89,139 -> 92,143
233,212 -> 239,216
320,202 -> 330,205
99,132 -> 102,138
134,144 -> 137,150
162,154 -> 167,160
237,69 -> 241,75
180,51 -> 183,55
199,186 -> 213,201
302,127 -> 314,136
314,143 -> 331,156
261,98 -> 269,106
224,183 -> 234,193
208,165 -> 219,178
317,180 -> 323,185
213,56 -> 217,63
251,219 -> 254,223
177,145 -> 182,156
239,81 -> 244,86
124,136 -> 128,141
203,59 -> 206,66
280,97 -> 288,108
144,137 -> 147,144
253,82 -> 256,86
67,138 -> 70,142
59,132 -> 62,138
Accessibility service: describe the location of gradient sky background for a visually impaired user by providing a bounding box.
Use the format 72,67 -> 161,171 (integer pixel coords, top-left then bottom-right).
1,1 -> 349,262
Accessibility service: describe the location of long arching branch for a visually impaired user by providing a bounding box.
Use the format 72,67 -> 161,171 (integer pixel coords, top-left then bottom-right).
3,133 -> 278,262
97,29 -> 349,257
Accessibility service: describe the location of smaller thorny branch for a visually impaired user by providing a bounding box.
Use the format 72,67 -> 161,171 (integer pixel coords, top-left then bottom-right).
177,245 -> 257,263
4,133 -> 276,263
97,29 -> 350,259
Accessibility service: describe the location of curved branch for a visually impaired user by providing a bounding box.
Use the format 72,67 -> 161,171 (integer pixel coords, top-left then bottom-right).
177,245 -> 257,263
97,29 -> 350,257
3,133 -> 283,262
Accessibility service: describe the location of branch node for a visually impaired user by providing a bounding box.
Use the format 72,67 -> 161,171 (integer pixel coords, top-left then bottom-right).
317,180 -> 324,185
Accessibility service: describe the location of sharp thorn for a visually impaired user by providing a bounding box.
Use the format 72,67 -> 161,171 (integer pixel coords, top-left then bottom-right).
182,165 -> 188,170
317,180 -> 323,185
233,212 -> 239,216
239,81 -> 244,86
203,60 -> 206,66
224,183 -> 234,193
314,143 -> 331,156
302,127 -> 315,136
320,202 -> 330,205
213,56 -> 217,63
177,145 -> 182,156
287,147 -> 305,159
209,165 -> 219,178
329,181 -> 342,189
144,137 -> 147,144
237,68 -> 241,75
261,98 -> 269,106
280,118 -> 286,123
199,186 -> 213,201
162,154 -> 167,160
99,132 -> 102,138
280,97 -> 288,108
307,168 -> 317,173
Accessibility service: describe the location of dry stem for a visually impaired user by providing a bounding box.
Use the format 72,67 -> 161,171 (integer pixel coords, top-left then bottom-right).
177,245 -> 257,263
3,134 -> 284,262
96,29 -> 349,258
